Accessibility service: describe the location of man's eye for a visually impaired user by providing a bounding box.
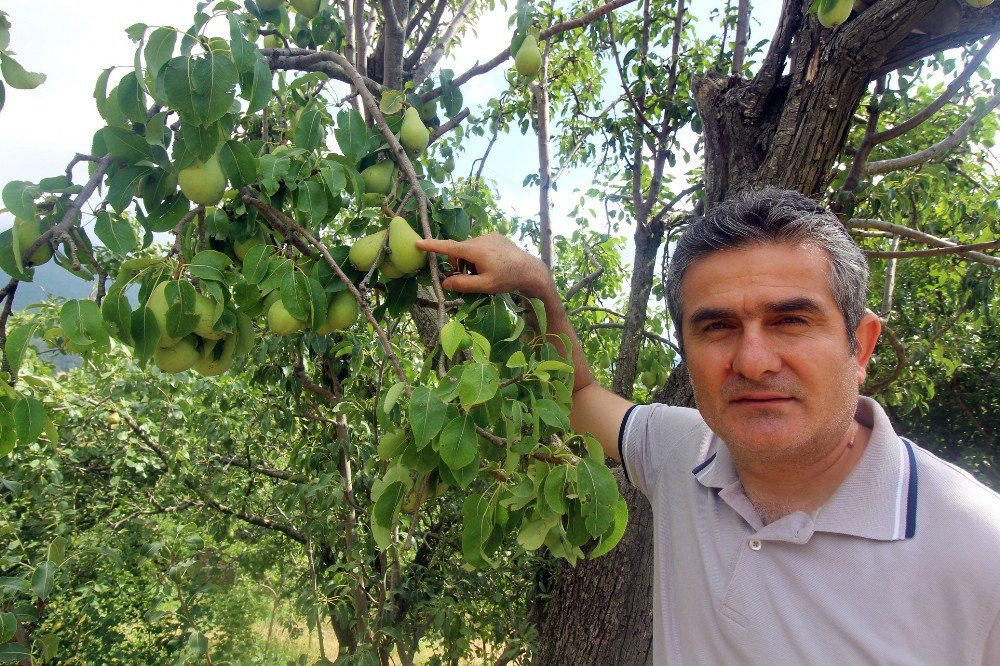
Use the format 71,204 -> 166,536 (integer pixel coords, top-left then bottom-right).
704,322 -> 731,331
779,316 -> 806,325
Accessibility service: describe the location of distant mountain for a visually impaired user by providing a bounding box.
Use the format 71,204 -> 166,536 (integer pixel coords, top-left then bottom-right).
3,262 -> 99,309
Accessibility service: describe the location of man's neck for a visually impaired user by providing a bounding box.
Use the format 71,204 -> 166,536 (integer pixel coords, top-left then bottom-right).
735,421 -> 873,525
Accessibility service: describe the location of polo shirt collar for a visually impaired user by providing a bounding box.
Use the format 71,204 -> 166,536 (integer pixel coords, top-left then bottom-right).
691,397 -> 918,541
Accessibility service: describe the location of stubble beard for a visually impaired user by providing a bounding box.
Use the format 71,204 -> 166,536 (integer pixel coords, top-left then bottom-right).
694,371 -> 860,471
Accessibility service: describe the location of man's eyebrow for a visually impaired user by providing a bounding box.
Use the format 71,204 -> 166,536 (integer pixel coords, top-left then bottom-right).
687,298 -> 824,327
765,297 -> 824,315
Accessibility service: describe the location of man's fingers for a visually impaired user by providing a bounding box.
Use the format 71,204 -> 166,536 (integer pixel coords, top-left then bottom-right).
416,237 -> 465,257
441,272 -> 493,294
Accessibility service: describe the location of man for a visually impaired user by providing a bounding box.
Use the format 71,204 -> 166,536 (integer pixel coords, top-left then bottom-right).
417,189 -> 1000,664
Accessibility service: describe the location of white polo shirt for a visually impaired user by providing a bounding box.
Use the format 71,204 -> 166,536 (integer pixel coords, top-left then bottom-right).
620,396 -> 1000,665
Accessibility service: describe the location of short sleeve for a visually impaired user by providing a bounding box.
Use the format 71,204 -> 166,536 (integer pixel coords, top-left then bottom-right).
620,403 -> 704,500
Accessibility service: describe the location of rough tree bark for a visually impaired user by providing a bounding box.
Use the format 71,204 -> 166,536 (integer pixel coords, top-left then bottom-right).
536,2 -> 1000,663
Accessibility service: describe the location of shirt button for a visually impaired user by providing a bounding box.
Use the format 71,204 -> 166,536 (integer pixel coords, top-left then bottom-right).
748,539 -> 763,551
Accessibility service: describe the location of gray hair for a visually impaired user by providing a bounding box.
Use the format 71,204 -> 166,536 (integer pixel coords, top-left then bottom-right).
666,188 -> 869,353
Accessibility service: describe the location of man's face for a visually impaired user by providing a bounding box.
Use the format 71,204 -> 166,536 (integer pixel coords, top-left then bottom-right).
680,242 -> 879,466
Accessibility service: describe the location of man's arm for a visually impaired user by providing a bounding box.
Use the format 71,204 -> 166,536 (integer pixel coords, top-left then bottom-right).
416,234 -> 633,462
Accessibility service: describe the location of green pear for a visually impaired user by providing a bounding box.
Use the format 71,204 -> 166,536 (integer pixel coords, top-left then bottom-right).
314,290 -> 359,335
515,34 -> 542,77
146,281 -> 181,347
13,218 -> 52,265
400,106 -> 430,156
290,0 -> 323,18
379,259 -> 406,280
234,235 -> 267,262
387,216 -> 427,275
817,0 -> 853,28
154,336 -> 201,374
267,299 -> 308,335
965,0 -> 994,6
193,292 -> 225,340
443,155 -> 455,173
348,229 -> 388,270
361,161 -> 395,195
178,153 -> 227,206
193,333 -> 239,377
640,371 -> 657,390
258,0 -> 286,9
262,34 -> 283,49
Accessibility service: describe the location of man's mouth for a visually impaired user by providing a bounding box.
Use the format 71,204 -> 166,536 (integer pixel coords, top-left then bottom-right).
731,393 -> 794,404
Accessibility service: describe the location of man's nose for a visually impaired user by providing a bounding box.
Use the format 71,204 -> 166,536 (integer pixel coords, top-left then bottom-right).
730,329 -> 781,380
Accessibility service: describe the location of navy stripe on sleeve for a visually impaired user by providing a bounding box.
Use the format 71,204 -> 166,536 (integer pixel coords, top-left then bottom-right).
901,437 -> 919,539
618,404 -> 639,484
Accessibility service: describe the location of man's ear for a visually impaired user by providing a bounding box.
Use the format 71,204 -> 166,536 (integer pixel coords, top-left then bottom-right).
853,310 -> 882,385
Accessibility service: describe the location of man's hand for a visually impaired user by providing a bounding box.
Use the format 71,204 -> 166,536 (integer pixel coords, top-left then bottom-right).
415,233 -> 553,299
418,232 -> 633,463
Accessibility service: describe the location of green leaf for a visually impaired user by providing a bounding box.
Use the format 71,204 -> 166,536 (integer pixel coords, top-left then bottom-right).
116,71 -> 147,123
219,139 -> 257,188
590,497 -> 629,559
383,382 -> 406,414
131,307 -> 159,364
409,387 -> 448,447
0,612 -> 15,643
441,319 -> 466,359
106,165 -> 149,212
379,90 -> 405,115
0,230 -> 33,282
296,180 -> 328,222
59,299 -> 105,347
47,536 -> 69,567
31,561 -> 55,600
180,121 -> 221,162
101,288 -> 134,344
320,161 -> 347,195
144,27 -> 176,79
2,180 -> 39,221
144,193 -> 190,232
241,244 -> 274,283
334,108 -> 368,162
0,644 -> 30,662
101,126 -> 153,163
294,109 -> 324,151
95,211 -> 139,255
517,516 -> 552,551
189,249 -> 232,271
93,67 -> 113,120
281,272 -> 326,326
240,56 -> 272,114
164,280 -> 201,340
162,52 -> 238,127
0,53 -> 45,89
577,458 -> 618,536
437,414 -> 479,471
0,80 -> 5,113
543,465 -> 569,515
461,493 -> 495,568
535,398 -> 570,431
458,362 -> 499,408
4,321 -> 38,378
372,480 -> 405,530
226,13 -> 257,72
13,396 -> 45,443
187,631 -> 208,656
535,359 -> 573,374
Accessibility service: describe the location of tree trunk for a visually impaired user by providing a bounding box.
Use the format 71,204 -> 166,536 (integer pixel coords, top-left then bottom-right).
536,2 -> 1000,663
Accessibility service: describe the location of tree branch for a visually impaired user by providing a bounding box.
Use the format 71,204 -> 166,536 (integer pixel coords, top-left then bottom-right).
864,91 -> 1000,175
847,218 -> 1000,267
